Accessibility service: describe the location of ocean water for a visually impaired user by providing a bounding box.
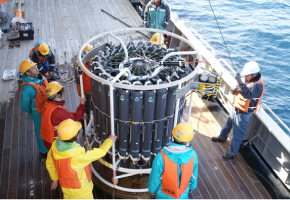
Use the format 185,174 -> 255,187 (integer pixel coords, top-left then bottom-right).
167,0 -> 290,135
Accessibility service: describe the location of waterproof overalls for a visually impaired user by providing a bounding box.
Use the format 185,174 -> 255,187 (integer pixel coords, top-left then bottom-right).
46,138 -> 113,199
219,73 -> 264,155
20,74 -> 48,154
148,143 -> 198,199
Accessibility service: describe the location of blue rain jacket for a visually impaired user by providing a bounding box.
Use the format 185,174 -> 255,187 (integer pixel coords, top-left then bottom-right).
144,0 -> 171,30
148,143 -> 198,199
20,74 -> 46,114
20,74 -> 48,154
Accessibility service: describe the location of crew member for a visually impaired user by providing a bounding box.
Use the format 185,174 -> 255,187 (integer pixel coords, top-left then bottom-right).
148,122 -> 198,199
29,40 -> 55,78
76,44 -> 93,130
144,0 -> 170,31
212,61 -> 264,159
40,81 -> 86,150
46,119 -> 117,199
20,59 -> 48,154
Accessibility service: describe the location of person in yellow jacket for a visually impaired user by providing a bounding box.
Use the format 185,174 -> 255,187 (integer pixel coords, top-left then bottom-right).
46,119 -> 117,199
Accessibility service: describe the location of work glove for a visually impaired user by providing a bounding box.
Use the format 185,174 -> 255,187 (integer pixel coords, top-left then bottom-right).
37,63 -> 47,75
235,72 -> 243,85
231,87 -> 238,94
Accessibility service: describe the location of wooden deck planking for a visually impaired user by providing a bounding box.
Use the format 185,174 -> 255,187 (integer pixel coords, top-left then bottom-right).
0,0 -> 275,199
184,93 -> 271,198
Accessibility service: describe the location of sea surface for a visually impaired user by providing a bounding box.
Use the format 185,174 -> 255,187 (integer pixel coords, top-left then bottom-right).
167,0 -> 290,135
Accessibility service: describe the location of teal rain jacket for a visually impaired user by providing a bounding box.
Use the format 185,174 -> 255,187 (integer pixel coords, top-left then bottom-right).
148,143 -> 198,199
20,74 -> 48,154
144,0 -> 171,30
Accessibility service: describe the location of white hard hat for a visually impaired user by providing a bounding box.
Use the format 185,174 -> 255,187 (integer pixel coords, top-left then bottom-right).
241,61 -> 260,76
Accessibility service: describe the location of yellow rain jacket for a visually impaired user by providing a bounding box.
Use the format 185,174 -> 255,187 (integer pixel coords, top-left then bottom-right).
46,138 -> 113,199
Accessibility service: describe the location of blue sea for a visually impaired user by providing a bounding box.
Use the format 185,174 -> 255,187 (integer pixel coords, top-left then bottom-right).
167,0 -> 290,135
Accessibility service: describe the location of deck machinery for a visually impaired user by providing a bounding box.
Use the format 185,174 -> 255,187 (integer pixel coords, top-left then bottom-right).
77,28 -> 221,198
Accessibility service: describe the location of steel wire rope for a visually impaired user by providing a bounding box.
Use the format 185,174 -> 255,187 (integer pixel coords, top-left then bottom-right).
196,0 -> 279,199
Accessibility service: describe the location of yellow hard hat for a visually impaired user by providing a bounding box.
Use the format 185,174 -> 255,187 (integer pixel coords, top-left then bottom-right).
83,44 -> 93,52
45,81 -> 64,98
39,43 -> 50,56
150,33 -> 165,45
57,119 -> 82,141
172,122 -> 194,142
19,59 -> 36,74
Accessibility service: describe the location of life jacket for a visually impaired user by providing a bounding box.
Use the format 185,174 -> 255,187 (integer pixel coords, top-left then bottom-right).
40,101 -> 66,143
20,78 -> 48,114
233,78 -> 264,113
76,65 -> 91,96
29,44 -> 50,64
161,150 -> 194,199
51,150 -> 92,189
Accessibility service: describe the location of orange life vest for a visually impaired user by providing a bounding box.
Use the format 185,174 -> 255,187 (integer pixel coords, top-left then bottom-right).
40,101 -> 66,143
20,78 -> 48,114
51,150 -> 92,189
233,78 -> 264,113
76,65 -> 91,96
29,45 -> 48,64
161,150 -> 194,199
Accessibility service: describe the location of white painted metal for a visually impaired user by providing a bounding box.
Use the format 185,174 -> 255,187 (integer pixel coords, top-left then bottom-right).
189,27 -> 215,58
161,51 -> 197,62
259,104 -> 290,134
77,28 -> 204,91
187,92 -> 194,122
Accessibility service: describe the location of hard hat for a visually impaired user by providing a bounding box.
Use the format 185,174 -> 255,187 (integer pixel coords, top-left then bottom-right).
39,43 -> 50,56
57,119 -> 82,141
45,81 -> 64,98
172,122 -> 194,142
19,59 -> 36,74
150,33 -> 165,45
83,44 -> 93,52
241,61 -> 260,76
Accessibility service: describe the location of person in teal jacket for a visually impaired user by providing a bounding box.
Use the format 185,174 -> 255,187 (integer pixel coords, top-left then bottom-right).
144,0 -> 171,31
20,59 -> 48,154
148,122 -> 198,199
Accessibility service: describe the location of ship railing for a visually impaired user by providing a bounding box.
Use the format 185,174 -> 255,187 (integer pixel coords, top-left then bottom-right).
259,103 -> 290,134
189,27 -> 215,58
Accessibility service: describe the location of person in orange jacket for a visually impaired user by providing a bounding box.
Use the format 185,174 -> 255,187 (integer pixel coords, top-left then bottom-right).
76,44 -> 93,131
148,122 -> 198,199
40,81 -> 86,150
46,119 -> 117,199
212,61 -> 264,159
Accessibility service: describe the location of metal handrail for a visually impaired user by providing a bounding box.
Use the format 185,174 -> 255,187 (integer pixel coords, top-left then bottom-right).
259,103 -> 290,133
218,58 -> 236,74
189,27 -> 215,58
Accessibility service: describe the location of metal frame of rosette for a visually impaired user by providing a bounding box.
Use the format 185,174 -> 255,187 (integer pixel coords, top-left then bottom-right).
77,28 -> 204,192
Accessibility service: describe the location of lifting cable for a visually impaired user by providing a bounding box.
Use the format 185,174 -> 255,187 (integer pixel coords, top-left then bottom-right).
192,1 -> 279,198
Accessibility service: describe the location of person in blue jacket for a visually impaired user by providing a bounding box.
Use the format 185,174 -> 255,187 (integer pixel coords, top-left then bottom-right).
20,59 -> 48,154
148,122 -> 198,199
144,0 -> 171,31
29,40 -> 56,78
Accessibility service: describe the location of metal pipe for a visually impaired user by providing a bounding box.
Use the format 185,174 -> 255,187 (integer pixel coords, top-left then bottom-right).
91,166 -> 149,192
173,83 -> 182,127
161,51 -> 197,63
259,104 -> 290,133
77,28 -> 203,91
79,73 -> 88,136
187,92 -> 194,122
